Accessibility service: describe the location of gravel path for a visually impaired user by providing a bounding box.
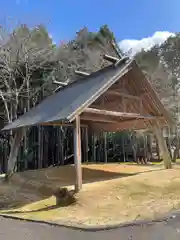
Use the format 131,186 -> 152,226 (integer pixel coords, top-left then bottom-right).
1,215 -> 180,239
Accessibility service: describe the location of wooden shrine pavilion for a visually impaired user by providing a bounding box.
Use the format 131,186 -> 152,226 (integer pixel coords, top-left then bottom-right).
2,56 -> 173,192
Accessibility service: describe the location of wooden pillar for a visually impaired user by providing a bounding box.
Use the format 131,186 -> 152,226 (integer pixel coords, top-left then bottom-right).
152,121 -> 172,169
73,115 -> 82,192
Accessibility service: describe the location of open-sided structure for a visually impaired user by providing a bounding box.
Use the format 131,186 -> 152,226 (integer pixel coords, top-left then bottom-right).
2,57 -> 173,191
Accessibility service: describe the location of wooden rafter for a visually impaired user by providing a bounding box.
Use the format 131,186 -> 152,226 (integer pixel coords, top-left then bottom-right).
75,70 -> 90,76
106,90 -> 140,100
40,122 -> 88,128
80,115 -> 119,124
103,54 -> 119,63
84,107 -> 154,119
111,41 -> 123,58
114,57 -> 129,67
53,80 -> 68,86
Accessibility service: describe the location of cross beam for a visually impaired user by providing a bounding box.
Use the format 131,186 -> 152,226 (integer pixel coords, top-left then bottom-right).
80,115 -> 120,123
106,90 -> 140,100
84,107 -> 155,119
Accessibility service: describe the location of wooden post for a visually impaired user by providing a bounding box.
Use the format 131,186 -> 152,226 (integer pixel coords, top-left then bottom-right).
152,121 -> 172,169
73,115 -> 82,192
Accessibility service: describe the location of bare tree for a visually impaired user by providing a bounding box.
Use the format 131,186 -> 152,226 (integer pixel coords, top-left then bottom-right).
1,24 -> 121,179
0,25 -> 55,179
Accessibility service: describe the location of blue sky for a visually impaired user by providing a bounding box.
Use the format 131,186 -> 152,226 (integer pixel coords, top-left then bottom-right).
0,0 -> 179,51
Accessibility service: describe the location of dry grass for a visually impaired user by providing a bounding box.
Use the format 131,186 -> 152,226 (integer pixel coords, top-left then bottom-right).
1,163 -> 180,226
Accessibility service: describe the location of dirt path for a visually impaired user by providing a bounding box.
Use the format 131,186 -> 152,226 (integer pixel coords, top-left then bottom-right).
1,215 -> 180,240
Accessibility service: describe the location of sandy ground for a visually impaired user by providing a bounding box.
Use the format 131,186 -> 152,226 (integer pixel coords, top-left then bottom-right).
2,163 -> 180,227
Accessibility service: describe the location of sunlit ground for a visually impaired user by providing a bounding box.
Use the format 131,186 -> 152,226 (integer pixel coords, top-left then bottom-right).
0,162 -> 180,226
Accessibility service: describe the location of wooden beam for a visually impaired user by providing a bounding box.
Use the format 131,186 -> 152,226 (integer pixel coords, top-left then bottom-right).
103,54 -> 119,63
84,107 -> 153,119
75,70 -> 90,76
53,86 -> 62,92
40,122 -> 88,128
114,56 -> 129,67
80,115 -> 119,123
107,90 -> 140,100
73,115 -> 82,192
53,81 -> 68,86
111,41 -> 123,58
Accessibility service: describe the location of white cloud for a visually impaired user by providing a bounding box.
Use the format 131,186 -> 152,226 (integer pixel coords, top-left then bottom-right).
119,31 -> 175,56
49,34 -> 53,39
48,33 -> 56,45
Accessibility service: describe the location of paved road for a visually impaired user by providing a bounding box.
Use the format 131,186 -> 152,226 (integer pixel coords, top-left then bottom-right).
1,216 -> 180,240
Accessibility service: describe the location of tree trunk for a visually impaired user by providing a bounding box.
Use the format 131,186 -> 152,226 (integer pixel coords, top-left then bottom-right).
153,122 -> 172,169
5,128 -> 25,181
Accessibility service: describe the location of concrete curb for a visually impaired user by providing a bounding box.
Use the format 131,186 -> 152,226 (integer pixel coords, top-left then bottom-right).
0,212 -> 178,232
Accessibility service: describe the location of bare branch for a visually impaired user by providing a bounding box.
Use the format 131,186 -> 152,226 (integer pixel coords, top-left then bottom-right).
0,89 -> 10,122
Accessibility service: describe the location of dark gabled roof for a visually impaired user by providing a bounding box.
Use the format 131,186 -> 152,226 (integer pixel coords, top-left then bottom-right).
3,59 -> 132,131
